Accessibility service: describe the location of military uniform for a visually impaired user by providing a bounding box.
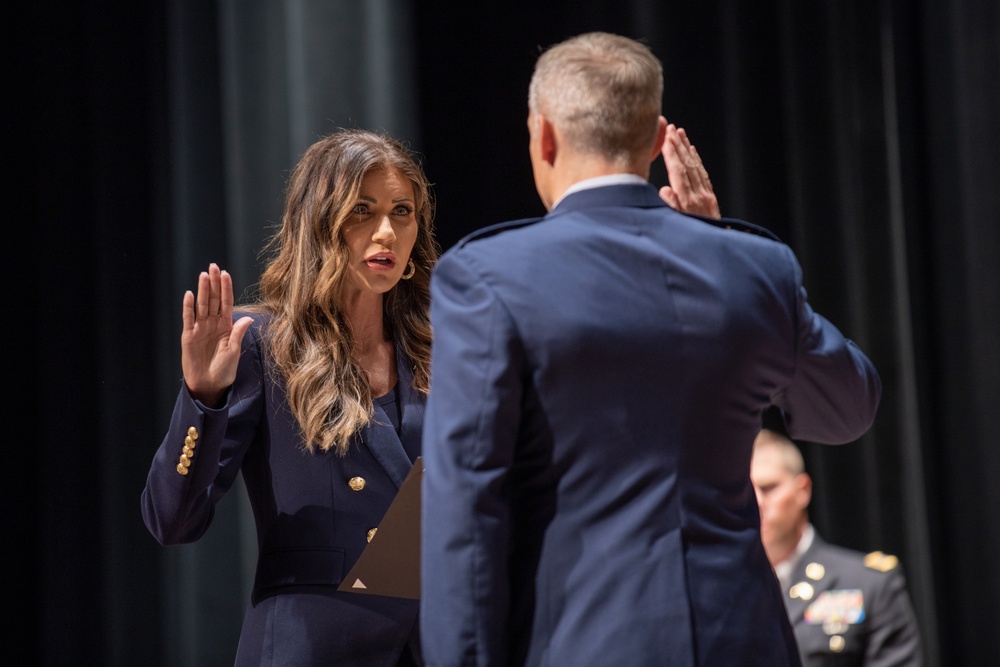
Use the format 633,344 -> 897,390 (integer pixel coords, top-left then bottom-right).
783,533 -> 922,666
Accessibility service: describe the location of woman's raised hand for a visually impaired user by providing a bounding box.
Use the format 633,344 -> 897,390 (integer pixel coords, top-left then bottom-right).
180,263 -> 254,408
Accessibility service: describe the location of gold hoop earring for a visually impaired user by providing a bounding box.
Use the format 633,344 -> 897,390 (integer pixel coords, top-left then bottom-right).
401,260 -> 416,280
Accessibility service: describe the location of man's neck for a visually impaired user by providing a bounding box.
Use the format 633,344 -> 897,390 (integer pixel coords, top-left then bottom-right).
773,523 -> 814,565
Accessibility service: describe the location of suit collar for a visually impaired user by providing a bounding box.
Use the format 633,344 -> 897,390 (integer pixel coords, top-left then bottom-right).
551,173 -> 648,209
546,183 -> 783,243
548,182 -> 667,215
359,350 -> 422,488
396,358 -> 425,469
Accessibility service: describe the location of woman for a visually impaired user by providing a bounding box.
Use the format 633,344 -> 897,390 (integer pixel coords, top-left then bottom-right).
141,129 -> 438,666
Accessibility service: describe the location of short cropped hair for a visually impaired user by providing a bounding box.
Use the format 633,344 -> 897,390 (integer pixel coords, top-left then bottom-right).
753,428 -> 806,476
528,32 -> 663,163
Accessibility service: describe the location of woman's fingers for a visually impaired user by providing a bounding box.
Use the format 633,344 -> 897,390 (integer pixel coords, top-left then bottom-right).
191,263 -> 234,331
182,289 -> 195,334
195,269 -> 211,321
207,263 -> 222,322
219,267 -> 236,324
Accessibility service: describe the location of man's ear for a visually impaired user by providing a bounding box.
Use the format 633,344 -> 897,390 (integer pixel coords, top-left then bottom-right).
649,115 -> 668,163
537,114 -> 558,167
795,472 -> 813,510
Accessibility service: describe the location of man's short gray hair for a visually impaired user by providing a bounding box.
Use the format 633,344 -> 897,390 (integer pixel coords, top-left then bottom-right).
753,429 -> 807,476
528,32 -> 663,163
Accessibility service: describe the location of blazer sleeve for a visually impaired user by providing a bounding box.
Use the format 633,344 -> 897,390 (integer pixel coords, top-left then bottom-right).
140,320 -> 266,545
421,249 -> 525,667
773,244 -> 883,443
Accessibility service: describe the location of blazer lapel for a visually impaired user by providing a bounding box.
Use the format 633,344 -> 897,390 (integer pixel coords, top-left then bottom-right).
359,352 -> 420,489
396,359 -> 425,462
787,536 -> 835,626
786,557 -> 814,625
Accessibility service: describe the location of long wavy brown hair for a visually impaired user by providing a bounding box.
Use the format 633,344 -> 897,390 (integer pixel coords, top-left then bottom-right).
250,129 -> 438,455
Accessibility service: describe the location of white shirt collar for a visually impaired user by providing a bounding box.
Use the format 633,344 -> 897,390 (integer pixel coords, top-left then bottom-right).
551,173 -> 648,210
773,523 -> 815,589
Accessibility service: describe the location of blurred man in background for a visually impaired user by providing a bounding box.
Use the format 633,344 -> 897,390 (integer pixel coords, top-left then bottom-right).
752,428 -> 922,666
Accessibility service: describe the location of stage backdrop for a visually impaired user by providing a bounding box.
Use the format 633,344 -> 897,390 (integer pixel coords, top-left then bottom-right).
8,0 -> 999,665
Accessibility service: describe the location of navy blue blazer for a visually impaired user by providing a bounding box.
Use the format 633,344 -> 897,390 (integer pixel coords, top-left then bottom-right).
142,315 -> 423,666
420,184 -> 881,666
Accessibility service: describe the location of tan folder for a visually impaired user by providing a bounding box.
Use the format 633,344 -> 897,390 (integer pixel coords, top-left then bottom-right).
338,457 -> 423,599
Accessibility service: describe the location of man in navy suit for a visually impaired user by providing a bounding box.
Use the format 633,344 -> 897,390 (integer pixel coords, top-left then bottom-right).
421,32 -> 881,667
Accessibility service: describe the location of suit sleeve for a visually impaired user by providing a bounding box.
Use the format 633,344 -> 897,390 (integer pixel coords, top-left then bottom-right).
421,249 -> 525,667
864,566 -> 923,667
773,244 -> 883,443
140,321 -> 265,545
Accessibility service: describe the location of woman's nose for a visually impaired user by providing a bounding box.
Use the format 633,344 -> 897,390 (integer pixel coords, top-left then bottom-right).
373,216 -> 396,244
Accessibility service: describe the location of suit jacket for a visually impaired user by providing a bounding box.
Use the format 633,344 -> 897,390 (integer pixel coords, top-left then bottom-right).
142,315 -> 423,666
784,534 -> 922,667
420,184 -> 881,667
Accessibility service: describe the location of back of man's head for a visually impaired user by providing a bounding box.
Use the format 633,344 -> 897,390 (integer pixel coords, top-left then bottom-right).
528,32 -> 663,164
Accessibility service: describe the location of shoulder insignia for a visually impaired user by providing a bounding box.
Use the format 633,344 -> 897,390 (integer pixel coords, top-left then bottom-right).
456,216 -> 544,248
864,551 -> 899,572
686,212 -> 782,243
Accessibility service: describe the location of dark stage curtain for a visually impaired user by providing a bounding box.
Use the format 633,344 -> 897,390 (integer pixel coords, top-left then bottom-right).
9,1 -> 998,664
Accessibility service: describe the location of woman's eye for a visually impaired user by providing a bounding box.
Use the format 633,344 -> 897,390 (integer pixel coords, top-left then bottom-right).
353,203 -> 370,215
393,205 -> 414,216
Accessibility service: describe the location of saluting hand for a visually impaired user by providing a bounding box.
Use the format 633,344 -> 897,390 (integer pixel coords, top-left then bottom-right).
659,123 -> 721,219
180,263 -> 254,408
